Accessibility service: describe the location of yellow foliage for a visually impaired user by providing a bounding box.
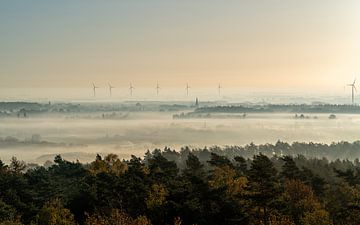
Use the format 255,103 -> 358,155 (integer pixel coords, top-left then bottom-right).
173,217 -> 182,225
0,217 -> 23,225
88,158 -> 108,175
85,209 -> 152,225
133,215 -> 152,225
209,165 -> 236,189
228,176 -> 248,196
35,199 -> 77,225
89,154 -> 128,176
284,180 -> 333,225
300,209 -> 333,225
284,179 -> 320,212
268,214 -> 296,225
209,165 -> 248,196
250,213 -> 295,225
146,184 -> 168,209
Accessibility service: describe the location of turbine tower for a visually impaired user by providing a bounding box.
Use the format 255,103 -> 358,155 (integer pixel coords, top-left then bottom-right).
348,79 -> 357,105
92,83 -> 99,97
108,83 -> 114,97
129,83 -> 134,96
156,82 -> 160,96
218,83 -> 222,96
186,83 -> 190,96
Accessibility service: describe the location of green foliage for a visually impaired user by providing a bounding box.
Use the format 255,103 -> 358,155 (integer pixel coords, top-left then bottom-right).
325,183 -> 360,225
208,153 -> 233,167
9,157 -> 26,174
234,156 -> 248,175
281,156 -> 302,180
247,154 -> 281,225
334,168 -> 360,186
0,199 -> 17,223
1,145 -> 360,224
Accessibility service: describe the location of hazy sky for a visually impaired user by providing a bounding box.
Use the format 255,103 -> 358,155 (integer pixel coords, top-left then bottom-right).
1,0 -> 360,92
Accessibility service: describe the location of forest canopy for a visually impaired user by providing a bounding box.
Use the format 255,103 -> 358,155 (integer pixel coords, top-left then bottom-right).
1,145 -> 360,225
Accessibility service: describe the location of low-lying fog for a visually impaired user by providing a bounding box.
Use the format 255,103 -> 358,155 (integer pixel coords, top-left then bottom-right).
1,111 -> 360,164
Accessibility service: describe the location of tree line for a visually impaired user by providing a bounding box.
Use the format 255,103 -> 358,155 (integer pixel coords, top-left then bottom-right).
1,146 -> 360,225
194,104 -> 360,114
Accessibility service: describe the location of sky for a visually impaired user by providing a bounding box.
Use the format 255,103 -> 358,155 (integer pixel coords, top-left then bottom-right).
1,0 -> 360,96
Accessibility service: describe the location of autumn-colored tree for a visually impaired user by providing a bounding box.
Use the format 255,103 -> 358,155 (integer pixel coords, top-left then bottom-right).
208,165 -> 247,196
146,184 -> 168,209
89,154 -> 128,176
145,183 -> 168,224
173,217 -> 182,225
284,179 -> 318,222
0,218 -> 23,225
85,209 -> 151,225
283,179 -> 332,225
268,213 -> 296,225
133,216 -> 152,225
88,154 -> 108,175
251,213 -> 295,225
300,209 -> 332,225
104,154 -> 128,176
35,199 -> 77,225
2,146 -> 360,225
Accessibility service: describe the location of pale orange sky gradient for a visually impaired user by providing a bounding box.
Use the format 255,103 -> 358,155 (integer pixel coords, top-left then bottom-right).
1,1 -> 360,92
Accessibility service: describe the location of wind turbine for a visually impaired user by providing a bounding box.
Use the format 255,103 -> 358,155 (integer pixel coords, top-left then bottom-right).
92,83 -> 99,97
156,82 -> 160,96
186,83 -> 190,96
108,83 -> 115,97
347,79 -> 357,105
218,83 -> 222,96
129,83 -> 134,96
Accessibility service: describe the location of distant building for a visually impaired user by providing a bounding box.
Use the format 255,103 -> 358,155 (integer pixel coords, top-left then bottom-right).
195,98 -> 199,108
